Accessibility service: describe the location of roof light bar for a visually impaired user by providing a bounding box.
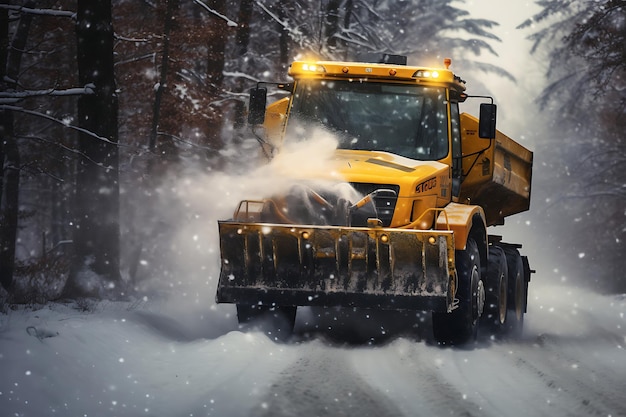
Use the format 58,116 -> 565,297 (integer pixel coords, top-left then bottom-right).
413,70 -> 440,79
301,63 -> 326,73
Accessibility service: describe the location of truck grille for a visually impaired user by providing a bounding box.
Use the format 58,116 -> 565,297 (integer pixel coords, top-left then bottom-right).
350,183 -> 400,227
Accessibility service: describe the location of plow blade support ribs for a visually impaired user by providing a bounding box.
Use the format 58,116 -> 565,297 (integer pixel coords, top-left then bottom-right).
217,221 -> 455,312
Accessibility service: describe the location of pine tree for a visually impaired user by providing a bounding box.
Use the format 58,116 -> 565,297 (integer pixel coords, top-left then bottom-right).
521,0 -> 626,292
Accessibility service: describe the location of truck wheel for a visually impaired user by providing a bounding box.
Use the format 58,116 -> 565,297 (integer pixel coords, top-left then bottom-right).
483,245 -> 508,331
432,238 -> 484,345
237,304 -> 296,342
502,247 -> 525,337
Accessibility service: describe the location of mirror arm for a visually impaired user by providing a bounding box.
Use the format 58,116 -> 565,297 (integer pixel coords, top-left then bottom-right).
255,81 -> 293,92
463,95 -> 494,104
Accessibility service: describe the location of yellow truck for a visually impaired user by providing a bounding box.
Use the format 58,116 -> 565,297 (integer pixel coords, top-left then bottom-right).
217,55 -> 533,344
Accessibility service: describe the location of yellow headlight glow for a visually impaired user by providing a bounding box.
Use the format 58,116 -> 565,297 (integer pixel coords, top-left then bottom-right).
302,63 -> 326,73
413,70 -> 440,79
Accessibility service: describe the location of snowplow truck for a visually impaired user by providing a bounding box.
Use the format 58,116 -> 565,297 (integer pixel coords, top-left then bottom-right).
217,55 -> 533,344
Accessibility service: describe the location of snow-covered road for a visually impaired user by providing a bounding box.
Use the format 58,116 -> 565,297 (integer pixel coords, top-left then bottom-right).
1,282 -> 624,417
260,284 -> 626,417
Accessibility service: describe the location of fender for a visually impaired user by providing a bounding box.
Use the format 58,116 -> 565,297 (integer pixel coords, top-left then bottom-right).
436,202 -> 487,253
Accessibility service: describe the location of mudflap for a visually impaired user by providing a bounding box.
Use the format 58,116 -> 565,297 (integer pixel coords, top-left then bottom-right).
216,221 -> 456,312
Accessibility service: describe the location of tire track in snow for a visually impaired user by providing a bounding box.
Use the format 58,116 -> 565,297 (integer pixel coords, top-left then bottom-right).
258,341 -> 404,417
509,289 -> 626,416
256,286 -> 626,417
509,333 -> 626,417
349,339 -> 487,417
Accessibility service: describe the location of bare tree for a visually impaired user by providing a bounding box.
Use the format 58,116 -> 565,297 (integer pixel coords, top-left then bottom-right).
0,2 -> 36,291
149,0 -> 178,153
0,6 -> 9,291
63,0 -> 122,298
232,0 -> 254,128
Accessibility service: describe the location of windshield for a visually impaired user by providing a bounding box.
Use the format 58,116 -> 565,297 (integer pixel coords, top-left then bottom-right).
287,79 -> 449,160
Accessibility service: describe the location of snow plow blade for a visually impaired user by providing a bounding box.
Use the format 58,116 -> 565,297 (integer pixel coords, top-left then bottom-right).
216,221 -> 456,312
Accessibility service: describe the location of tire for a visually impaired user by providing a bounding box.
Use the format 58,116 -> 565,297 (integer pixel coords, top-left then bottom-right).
482,245 -> 508,332
502,246 -> 525,337
432,238 -> 485,345
237,304 -> 297,342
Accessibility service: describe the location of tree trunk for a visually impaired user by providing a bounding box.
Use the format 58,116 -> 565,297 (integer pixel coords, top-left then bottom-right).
149,0 -> 178,152
278,6 -> 289,69
205,0 -> 227,148
233,0 -> 254,129
324,0 -> 341,53
234,0 -> 253,58
64,0 -> 121,299
0,132 -> 19,292
0,7 -> 7,221
0,3 -> 34,291
342,0 -> 353,60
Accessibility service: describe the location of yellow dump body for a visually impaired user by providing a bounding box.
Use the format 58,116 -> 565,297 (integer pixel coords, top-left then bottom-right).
459,113 -> 533,226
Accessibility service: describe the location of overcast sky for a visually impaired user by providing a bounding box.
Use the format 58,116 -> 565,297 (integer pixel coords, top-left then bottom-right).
468,1 -> 541,72
462,0 -> 545,142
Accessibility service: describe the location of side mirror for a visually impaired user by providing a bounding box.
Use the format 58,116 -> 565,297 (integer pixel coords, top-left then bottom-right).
248,87 -> 267,125
478,103 -> 497,139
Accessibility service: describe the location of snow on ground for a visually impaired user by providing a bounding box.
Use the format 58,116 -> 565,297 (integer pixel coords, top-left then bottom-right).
2,139 -> 625,416
0,300 -> 294,417
1,282 -> 625,417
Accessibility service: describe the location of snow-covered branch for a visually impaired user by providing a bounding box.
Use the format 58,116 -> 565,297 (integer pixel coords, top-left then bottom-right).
192,0 -> 238,27
0,85 -> 95,104
333,33 -> 375,50
157,131 -> 218,152
114,34 -> 154,43
20,130 -> 161,174
254,1 -> 306,48
115,53 -> 157,67
19,133 -> 116,172
0,4 -> 75,19
223,71 -> 260,83
1,104 -> 120,147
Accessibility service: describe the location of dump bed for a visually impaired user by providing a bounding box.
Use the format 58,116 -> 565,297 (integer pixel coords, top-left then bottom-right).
459,113 -> 533,226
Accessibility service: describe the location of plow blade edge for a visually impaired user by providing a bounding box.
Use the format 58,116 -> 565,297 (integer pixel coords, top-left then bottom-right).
216,221 -> 455,312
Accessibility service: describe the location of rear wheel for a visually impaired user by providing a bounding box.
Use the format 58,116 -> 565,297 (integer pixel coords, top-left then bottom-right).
483,245 -> 508,332
502,246 -> 526,337
237,304 -> 297,342
432,238 -> 484,345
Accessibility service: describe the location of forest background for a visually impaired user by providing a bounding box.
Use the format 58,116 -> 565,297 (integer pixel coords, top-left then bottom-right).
0,0 -> 624,304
